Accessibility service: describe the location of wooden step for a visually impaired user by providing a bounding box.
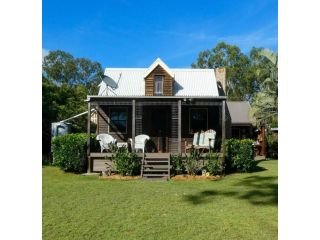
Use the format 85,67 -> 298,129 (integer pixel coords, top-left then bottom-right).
143,174 -> 169,177
144,160 -> 169,163
143,169 -> 169,172
143,165 -> 171,168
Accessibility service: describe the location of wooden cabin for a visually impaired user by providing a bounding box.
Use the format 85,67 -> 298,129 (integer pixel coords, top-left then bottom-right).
86,58 -> 231,173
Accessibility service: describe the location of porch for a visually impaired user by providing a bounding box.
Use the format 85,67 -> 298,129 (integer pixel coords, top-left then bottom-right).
86,96 -> 228,173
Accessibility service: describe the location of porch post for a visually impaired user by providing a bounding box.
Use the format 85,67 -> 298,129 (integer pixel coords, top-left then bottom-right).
221,100 -> 226,152
87,100 -> 91,173
132,99 -> 135,150
178,100 -> 182,154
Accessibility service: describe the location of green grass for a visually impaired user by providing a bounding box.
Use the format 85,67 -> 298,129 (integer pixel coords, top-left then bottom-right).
43,160 -> 277,240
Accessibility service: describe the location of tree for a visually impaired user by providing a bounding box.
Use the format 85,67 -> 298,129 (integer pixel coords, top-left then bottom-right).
191,42 -> 257,101
42,50 -> 103,156
42,50 -> 103,94
250,49 -> 278,126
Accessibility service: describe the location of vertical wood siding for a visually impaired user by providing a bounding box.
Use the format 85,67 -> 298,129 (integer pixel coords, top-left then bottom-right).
145,65 -> 174,96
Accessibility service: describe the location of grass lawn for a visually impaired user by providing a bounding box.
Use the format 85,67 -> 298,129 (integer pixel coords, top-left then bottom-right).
43,160 -> 277,240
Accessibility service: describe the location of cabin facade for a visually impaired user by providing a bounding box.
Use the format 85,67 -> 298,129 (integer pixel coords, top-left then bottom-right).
86,58 -> 231,173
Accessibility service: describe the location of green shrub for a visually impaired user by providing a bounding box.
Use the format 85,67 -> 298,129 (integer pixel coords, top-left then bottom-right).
51,133 -> 98,173
111,146 -> 141,176
267,135 -> 278,159
170,154 -> 184,175
206,152 -> 223,175
226,138 -> 256,172
184,148 -> 201,175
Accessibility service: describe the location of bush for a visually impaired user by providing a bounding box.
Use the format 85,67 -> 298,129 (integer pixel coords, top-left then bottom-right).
184,148 -> 201,175
171,154 -> 184,175
51,133 -> 98,173
267,135 -> 278,159
206,152 -> 223,175
111,146 -> 141,176
226,138 -> 256,172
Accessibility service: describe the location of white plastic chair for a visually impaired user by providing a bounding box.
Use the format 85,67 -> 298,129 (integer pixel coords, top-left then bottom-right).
133,134 -> 150,154
197,129 -> 216,151
96,134 -> 116,152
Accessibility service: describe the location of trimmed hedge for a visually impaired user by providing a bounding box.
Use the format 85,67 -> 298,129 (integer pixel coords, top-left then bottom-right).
226,138 -> 257,172
51,133 -> 98,173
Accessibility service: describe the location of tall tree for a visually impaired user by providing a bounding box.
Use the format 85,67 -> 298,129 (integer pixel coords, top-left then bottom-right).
42,50 -> 103,156
192,41 -> 257,101
250,49 -> 278,126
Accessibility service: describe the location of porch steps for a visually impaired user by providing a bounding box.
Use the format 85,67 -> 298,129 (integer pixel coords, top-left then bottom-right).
142,153 -> 170,180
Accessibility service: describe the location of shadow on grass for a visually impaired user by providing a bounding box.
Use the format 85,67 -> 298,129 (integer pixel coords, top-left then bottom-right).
183,175 -> 277,206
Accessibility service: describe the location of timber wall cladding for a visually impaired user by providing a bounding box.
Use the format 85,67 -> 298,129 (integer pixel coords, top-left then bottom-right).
97,105 -> 132,142
145,65 -> 174,96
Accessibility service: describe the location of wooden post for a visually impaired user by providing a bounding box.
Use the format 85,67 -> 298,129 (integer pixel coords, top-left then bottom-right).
87,101 -> 91,173
132,99 -> 135,150
178,100 -> 182,154
221,100 -> 226,160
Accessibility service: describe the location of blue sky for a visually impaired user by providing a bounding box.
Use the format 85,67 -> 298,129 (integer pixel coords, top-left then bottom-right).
43,0 -> 278,68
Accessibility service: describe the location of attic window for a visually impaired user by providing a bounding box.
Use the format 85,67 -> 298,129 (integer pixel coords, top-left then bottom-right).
154,75 -> 163,95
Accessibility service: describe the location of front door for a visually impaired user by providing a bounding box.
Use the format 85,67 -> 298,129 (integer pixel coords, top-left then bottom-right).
143,107 -> 170,152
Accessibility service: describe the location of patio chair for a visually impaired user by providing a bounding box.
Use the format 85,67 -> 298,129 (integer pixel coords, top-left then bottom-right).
133,134 -> 150,154
197,129 -> 216,152
185,129 -> 216,153
185,131 -> 200,153
96,134 -> 116,152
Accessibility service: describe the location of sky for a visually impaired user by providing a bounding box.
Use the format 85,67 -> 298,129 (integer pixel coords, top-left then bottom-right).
43,0 -> 278,68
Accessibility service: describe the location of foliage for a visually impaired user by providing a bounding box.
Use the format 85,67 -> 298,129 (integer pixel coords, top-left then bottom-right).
266,134 -> 278,159
170,154 -> 185,175
250,48 -> 278,126
43,50 -> 103,94
111,146 -> 141,176
226,139 -> 257,172
42,51 -> 103,155
206,152 -> 224,175
51,133 -> 98,173
191,41 -> 259,101
184,148 -> 201,175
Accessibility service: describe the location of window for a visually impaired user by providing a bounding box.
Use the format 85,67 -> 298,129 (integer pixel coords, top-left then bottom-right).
109,108 -> 127,133
154,75 -> 163,95
189,108 -> 208,133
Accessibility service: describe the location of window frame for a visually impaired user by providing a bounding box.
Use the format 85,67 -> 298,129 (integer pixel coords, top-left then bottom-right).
108,107 -> 128,134
189,108 -> 208,134
154,75 -> 164,95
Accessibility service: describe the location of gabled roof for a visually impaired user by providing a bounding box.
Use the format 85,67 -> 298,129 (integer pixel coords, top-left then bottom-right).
98,58 -> 220,97
144,58 -> 174,78
227,101 -> 253,125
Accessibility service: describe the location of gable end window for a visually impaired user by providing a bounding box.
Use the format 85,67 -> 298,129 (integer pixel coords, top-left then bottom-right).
154,75 -> 163,95
189,108 -> 208,133
109,107 -> 128,133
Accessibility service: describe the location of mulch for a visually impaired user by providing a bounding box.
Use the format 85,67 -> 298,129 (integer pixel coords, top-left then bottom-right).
99,175 -> 141,180
171,175 -> 221,181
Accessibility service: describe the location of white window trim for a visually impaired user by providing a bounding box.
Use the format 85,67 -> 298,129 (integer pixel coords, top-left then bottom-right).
154,75 -> 164,95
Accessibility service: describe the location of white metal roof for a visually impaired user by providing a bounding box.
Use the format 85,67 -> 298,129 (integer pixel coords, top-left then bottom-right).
98,59 -> 220,97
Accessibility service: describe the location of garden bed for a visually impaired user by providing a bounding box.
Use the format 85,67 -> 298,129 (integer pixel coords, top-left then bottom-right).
171,174 -> 221,181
